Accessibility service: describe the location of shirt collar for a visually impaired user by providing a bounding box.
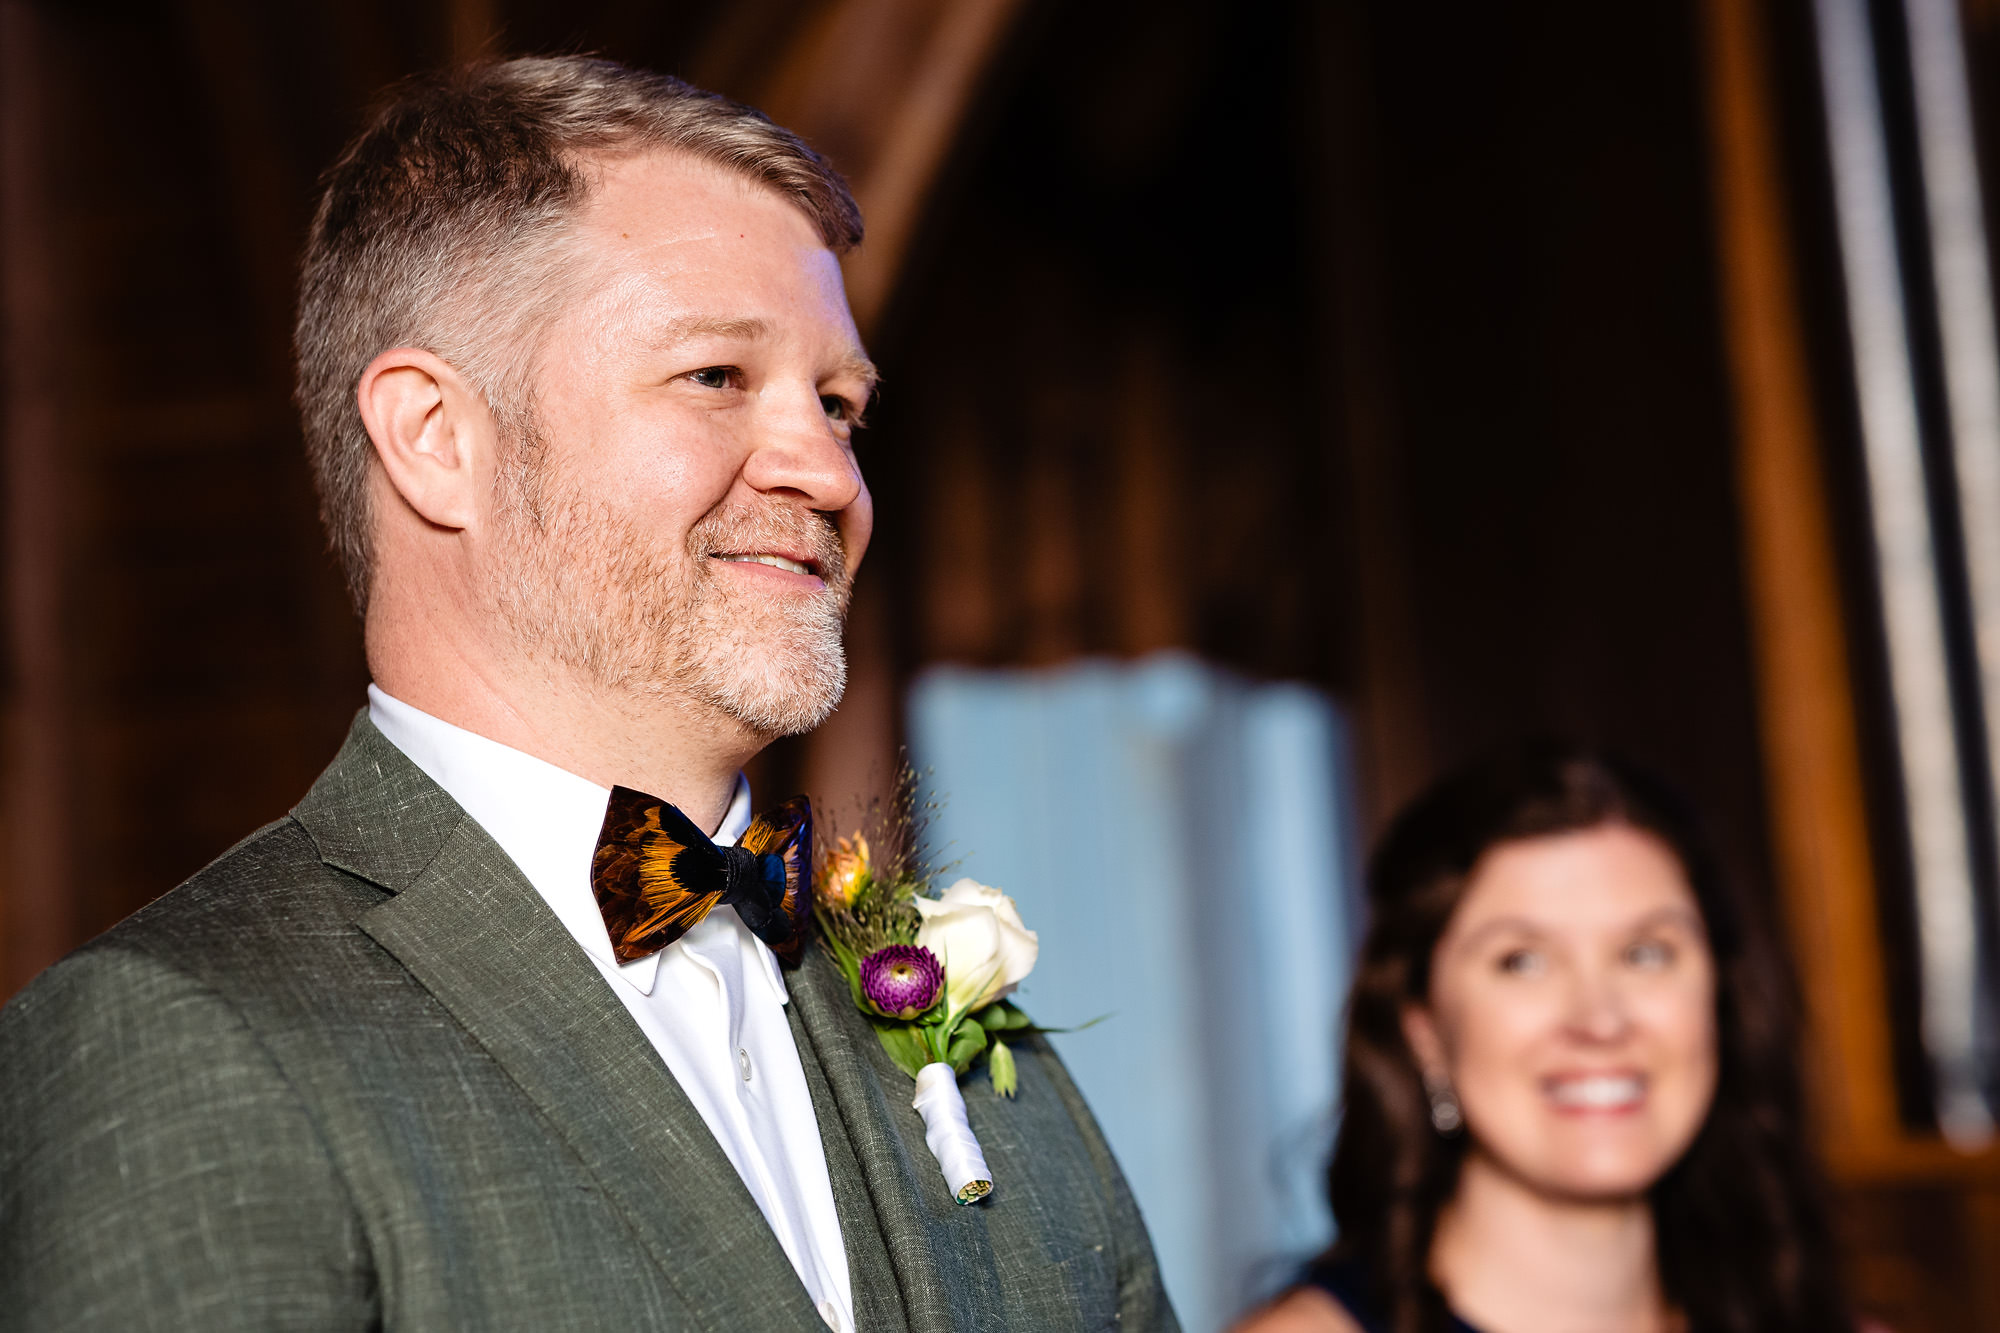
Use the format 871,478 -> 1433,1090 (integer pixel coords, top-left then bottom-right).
365,685 -> 781,1000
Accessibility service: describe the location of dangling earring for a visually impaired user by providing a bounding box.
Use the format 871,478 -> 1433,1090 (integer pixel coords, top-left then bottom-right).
1423,1068 -> 1463,1136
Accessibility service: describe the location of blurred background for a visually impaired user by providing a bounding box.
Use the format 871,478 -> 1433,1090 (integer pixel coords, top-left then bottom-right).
11,0 -> 2000,1327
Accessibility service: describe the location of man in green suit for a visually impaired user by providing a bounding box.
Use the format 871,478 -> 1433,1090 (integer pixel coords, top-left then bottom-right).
0,56 -> 1173,1332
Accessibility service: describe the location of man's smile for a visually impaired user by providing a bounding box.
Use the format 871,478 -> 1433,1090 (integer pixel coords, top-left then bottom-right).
711,550 -> 827,589
715,551 -> 815,576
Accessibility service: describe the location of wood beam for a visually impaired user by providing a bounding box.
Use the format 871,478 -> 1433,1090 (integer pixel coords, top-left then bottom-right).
1700,0 -> 1899,1149
742,0 -> 1029,338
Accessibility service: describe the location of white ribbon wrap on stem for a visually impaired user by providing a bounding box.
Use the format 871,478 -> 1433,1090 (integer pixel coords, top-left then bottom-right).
912,1062 -> 993,1204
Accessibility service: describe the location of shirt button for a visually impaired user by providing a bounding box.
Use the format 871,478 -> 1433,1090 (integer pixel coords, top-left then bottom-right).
818,1298 -> 842,1330
737,1047 -> 753,1082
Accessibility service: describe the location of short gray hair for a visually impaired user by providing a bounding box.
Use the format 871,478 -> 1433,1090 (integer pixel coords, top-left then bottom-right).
293,56 -> 863,613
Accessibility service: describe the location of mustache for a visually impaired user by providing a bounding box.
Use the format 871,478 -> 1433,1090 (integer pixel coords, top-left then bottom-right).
689,504 -> 850,591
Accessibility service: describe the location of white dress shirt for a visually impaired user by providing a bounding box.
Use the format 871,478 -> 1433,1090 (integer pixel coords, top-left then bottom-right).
367,686 -> 853,1333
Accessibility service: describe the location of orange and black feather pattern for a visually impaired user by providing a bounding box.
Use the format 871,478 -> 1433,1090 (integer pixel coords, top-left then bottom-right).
591,786 -> 814,967
737,795 -> 812,967
592,788 -> 722,964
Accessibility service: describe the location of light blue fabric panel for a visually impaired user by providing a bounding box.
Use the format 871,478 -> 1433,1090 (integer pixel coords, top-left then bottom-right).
906,653 -> 1360,1331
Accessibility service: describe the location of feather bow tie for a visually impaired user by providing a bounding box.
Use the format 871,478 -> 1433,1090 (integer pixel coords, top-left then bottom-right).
590,787 -> 813,967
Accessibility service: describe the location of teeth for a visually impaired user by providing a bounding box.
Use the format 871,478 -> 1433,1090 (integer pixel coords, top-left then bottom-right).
720,553 -> 812,576
1547,1075 -> 1644,1109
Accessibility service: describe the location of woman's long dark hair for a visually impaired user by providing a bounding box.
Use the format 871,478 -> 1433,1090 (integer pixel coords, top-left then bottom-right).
1315,742 -> 1854,1333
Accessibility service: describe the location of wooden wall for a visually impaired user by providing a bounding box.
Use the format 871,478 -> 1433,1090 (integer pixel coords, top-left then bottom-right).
2,0 -> 1996,1325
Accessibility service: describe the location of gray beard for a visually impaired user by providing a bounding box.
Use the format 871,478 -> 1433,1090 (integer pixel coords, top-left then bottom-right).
485,452 -> 852,739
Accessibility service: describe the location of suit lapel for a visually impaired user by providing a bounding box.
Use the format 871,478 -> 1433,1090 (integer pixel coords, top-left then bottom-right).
787,948 -> 1007,1331
787,997 -> 910,1333
297,716 -> 827,1333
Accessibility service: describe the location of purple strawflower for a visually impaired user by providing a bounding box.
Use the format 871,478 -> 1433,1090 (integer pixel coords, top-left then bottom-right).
860,945 -> 944,1020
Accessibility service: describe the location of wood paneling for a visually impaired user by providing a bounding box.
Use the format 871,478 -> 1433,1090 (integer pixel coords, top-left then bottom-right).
4,9 -> 1987,1324
1701,0 -> 2000,1325
744,0 -> 1030,335
0,0 -> 72,995
1700,0 -> 1898,1148
1301,0 -> 1432,827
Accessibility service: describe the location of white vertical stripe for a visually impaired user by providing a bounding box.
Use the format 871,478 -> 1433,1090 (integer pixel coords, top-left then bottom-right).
1815,0 -> 1991,1142
1906,0 -> 2000,1110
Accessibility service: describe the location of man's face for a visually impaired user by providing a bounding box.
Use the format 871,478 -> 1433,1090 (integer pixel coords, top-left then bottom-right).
484,151 -> 875,738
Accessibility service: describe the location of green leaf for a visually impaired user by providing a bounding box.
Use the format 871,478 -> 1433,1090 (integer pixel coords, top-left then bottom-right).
989,1039 -> 1018,1098
1018,1011 -> 1112,1037
911,1009 -> 957,1065
944,1017 -> 988,1074
873,1024 -> 931,1080
815,926 -> 862,991
979,1002 -> 1033,1031
838,954 -> 868,1012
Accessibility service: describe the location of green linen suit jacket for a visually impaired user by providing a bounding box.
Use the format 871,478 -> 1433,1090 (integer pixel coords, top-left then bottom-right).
0,715 -> 1176,1332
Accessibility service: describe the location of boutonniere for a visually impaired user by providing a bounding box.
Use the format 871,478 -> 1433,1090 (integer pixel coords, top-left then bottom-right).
813,821 -> 1048,1205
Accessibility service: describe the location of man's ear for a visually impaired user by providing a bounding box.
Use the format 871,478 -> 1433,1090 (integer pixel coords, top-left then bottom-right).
355,347 -> 495,532
1401,1003 -> 1447,1080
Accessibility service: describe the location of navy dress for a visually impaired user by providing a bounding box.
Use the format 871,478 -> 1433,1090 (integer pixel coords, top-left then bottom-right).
1306,1260 -> 1483,1333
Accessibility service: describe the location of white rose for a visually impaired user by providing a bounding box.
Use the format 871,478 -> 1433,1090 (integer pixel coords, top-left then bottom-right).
914,878 -> 1040,1014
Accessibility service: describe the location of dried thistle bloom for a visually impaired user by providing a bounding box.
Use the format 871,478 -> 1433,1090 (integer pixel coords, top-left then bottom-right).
859,944 -> 943,1020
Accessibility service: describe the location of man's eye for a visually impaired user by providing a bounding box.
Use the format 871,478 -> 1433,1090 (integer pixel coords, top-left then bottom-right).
687,366 -> 735,389
1498,949 -> 1545,977
821,394 -> 862,425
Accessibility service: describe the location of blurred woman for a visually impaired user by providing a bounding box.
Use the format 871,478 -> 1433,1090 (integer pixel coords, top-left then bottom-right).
1234,744 -> 1858,1333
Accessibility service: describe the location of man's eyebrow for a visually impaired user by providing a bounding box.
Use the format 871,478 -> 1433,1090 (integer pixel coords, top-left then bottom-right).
641,315 -> 878,395
832,349 -> 881,396
640,315 -> 770,351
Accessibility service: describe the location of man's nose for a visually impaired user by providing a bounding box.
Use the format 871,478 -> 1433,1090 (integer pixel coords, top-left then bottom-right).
741,383 -> 865,511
